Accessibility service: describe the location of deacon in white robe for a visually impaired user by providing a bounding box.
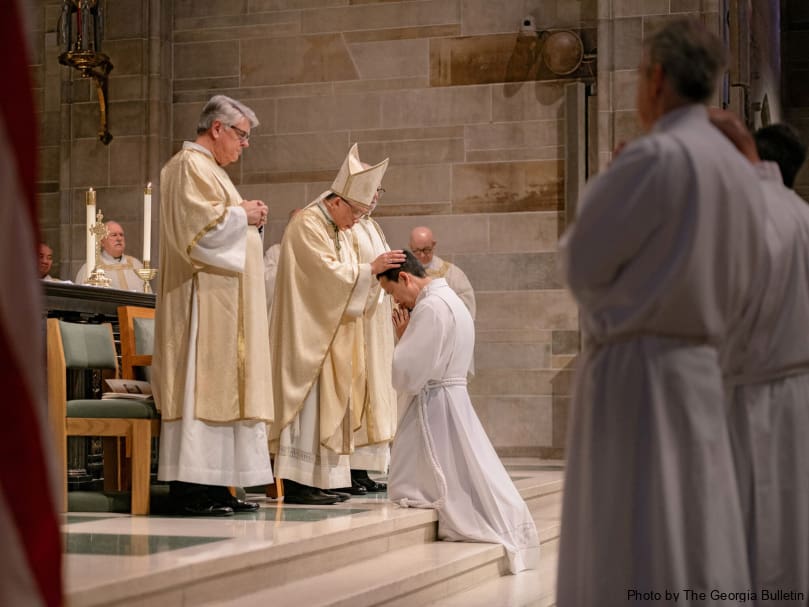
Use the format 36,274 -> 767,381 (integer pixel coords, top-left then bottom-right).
75,221 -> 144,291
557,20 -> 768,605
153,95 -> 272,516
269,144 -> 403,503
710,109 -> 809,600
380,253 -> 539,574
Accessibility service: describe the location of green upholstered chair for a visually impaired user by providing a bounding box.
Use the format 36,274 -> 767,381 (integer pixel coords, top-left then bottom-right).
46,319 -> 160,515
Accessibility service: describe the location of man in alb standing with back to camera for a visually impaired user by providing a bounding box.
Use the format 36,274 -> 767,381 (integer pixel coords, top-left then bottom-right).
556,18 -> 769,604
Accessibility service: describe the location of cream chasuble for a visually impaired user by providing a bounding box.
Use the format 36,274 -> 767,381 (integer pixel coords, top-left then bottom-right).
154,142 -> 273,486
75,250 -> 143,291
269,197 -> 372,487
156,206 -> 274,486
349,216 -> 397,471
153,142 -> 273,424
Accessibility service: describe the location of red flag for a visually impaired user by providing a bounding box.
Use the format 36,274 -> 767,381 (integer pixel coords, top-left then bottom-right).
0,1 -> 64,605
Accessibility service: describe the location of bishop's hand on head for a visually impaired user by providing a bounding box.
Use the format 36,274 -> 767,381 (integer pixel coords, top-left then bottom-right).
371,249 -> 406,275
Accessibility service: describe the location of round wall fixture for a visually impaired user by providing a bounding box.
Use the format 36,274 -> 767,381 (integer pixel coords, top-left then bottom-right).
542,30 -> 584,76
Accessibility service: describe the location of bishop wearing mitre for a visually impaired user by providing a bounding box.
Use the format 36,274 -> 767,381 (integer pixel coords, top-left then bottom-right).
269,144 -> 404,505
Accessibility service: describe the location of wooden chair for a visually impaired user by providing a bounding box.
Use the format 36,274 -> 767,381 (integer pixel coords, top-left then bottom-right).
117,305 -> 155,381
46,319 -> 160,515
116,306 -> 279,500
112,305 -> 158,495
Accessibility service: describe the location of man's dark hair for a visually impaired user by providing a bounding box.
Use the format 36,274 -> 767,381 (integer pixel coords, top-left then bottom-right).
754,123 -> 807,188
376,249 -> 426,281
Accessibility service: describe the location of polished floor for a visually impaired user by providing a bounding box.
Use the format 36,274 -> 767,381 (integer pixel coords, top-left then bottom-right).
62,459 -> 563,607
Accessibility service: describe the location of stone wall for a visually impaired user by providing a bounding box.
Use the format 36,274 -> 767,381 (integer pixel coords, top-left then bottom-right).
594,0 -> 722,171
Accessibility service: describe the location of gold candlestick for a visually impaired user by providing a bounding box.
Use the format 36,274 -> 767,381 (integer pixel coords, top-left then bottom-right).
85,208 -> 111,287
135,261 -> 158,294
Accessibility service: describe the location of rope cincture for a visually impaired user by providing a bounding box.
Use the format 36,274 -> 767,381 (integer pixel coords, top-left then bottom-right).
399,377 -> 468,510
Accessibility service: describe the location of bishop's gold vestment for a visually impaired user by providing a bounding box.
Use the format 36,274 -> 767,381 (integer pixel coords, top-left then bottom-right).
269,200 -> 372,455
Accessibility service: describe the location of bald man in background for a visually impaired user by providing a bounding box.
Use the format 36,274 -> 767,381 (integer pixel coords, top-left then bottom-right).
409,226 -> 476,319
75,221 -> 144,290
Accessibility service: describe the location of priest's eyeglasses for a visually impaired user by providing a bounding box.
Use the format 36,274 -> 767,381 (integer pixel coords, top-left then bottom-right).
229,125 -> 250,142
412,246 -> 434,255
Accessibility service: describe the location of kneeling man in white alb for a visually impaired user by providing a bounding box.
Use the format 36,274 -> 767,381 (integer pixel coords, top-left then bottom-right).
378,250 -> 539,574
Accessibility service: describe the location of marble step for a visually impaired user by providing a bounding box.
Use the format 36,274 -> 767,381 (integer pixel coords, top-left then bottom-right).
425,537 -> 559,607
68,477 -> 563,607
208,540 -> 508,607
68,505 -> 440,607
201,492 -> 563,607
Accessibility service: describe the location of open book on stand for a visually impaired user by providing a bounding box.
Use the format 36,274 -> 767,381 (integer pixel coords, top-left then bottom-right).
103,379 -> 153,400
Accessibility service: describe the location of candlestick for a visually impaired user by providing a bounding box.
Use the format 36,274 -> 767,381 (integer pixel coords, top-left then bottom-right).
86,207 -> 111,287
143,182 -> 152,262
85,187 -> 96,272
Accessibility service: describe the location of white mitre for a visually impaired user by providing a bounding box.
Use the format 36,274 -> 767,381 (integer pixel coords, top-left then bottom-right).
331,143 -> 389,211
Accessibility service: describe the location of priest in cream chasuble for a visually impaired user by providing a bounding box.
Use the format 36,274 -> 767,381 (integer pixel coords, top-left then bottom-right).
349,194 -> 398,479
269,144 -> 404,492
152,95 -> 273,513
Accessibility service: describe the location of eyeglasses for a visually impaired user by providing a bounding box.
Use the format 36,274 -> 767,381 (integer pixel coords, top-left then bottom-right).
412,246 -> 434,255
346,201 -> 367,219
228,125 -> 250,142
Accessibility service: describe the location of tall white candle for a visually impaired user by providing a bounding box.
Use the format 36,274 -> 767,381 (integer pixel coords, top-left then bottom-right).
86,188 -> 96,273
143,182 -> 152,262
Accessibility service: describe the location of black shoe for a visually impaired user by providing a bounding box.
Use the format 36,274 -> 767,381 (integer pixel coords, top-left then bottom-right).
322,489 -> 351,502
355,477 -> 387,492
333,479 -> 368,495
222,495 -> 260,512
205,486 -> 261,512
283,480 -> 339,505
177,496 -> 234,517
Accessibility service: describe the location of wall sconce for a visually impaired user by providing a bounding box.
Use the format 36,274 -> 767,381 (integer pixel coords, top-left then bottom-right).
519,16 -> 589,77
540,30 -> 584,76
57,0 -> 114,145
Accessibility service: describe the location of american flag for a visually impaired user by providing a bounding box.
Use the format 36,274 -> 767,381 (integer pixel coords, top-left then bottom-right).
0,1 -> 63,605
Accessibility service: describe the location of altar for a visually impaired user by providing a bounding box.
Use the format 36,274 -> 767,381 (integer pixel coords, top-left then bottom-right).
43,281 -> 155,323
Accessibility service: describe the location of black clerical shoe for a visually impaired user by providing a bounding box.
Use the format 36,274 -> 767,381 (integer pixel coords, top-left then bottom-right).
221,495 -> 260,512
178,496 -> 234,517
321,489 -> 351,502
283,480 -> 340,505
333,479 -> 368,495
351,469 -> 386,492
355,477 -> 387,493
